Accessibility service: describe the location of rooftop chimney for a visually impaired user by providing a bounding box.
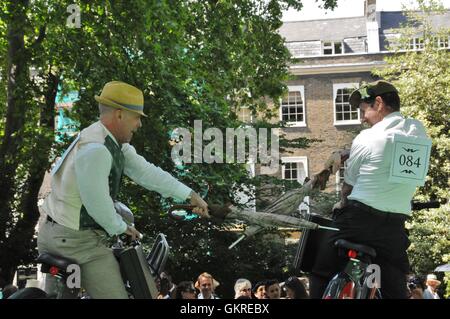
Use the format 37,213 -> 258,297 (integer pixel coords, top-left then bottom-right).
365,0 -> 380,53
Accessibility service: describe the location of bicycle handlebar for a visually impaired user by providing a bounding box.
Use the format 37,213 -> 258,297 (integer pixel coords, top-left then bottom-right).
168,204 -> 197,221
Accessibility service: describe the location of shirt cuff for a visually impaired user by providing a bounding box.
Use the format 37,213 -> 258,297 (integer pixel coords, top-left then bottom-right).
176,184 -> 193,201
119,222 -> 128,235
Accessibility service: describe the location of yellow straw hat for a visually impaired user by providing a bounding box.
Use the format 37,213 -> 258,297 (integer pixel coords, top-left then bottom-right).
95,81 -> 147,117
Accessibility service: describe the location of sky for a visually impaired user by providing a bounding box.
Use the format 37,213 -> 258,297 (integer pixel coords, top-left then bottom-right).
282,0 -> 450,22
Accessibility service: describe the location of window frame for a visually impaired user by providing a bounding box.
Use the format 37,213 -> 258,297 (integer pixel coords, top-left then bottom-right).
333,83 -> 361,126
322,41 -> 345,55
281,156 -> 309,184
279,85 -> 306,127
434,36 -> 450,49
408,37 -> 425,51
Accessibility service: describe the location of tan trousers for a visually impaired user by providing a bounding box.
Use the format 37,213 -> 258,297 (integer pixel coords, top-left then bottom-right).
37,220 -> 128,299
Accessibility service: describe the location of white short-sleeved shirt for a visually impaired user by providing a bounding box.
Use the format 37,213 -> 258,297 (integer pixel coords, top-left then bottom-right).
344,112 -> 429,215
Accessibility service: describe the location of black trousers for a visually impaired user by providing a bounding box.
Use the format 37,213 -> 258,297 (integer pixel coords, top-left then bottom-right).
309,201 -> 410,299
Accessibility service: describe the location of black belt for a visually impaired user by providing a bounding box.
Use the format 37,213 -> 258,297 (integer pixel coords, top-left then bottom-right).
46,215 -> 105,232
347,200 -> 408,221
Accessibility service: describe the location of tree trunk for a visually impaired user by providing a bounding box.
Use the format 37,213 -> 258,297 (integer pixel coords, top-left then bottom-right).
0,0 -> 30,285
2,72 -> 57,286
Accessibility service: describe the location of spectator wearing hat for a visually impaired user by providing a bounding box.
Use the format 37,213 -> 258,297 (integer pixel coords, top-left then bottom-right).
252,281 -> 267,299
309,80 -> 430,299
234,278 -> 252,299
195,272 -> 220,299
175,281 -> 196,299
37,81 -> 209,299
423,274 -> 441,299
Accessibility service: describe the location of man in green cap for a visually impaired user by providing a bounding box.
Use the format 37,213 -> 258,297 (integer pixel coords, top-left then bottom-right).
309,80 -> 430,299
38,81 -> 209,298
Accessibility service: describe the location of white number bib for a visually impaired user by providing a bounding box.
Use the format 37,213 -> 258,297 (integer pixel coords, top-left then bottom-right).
389,134 -> 431,186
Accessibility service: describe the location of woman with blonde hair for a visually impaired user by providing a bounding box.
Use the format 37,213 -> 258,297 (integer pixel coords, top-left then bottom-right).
234,278 -> 252,299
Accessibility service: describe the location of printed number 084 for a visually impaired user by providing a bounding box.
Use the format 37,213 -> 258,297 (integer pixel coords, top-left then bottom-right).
399,155 -> 420,168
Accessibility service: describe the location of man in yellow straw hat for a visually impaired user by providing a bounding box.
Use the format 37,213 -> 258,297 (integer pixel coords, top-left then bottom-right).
38,81 -> 209,298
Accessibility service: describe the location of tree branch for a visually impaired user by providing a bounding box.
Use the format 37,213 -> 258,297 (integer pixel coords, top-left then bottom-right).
29,25 -> 46,50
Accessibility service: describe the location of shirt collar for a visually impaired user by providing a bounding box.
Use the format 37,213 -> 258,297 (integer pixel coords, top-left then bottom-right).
384,111 -> 402,120
371,111 -> 402,130
99,121 -> 120,147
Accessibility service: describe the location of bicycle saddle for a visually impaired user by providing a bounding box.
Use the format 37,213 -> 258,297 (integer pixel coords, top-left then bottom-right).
334,239 -> 376,259
37,253 -> 77,272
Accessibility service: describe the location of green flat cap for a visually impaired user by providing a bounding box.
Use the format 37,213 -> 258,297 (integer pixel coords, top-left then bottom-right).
349,80 -> 398,108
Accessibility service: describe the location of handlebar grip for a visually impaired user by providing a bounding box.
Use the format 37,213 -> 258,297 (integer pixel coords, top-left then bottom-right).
411,201 -> 440,211
168,204 -> 197,220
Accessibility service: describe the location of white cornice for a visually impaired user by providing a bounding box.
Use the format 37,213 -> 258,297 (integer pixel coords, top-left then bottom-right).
290,60 -> 387,75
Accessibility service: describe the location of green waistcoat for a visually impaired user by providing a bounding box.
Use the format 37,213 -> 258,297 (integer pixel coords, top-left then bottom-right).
79,136 -> 125,230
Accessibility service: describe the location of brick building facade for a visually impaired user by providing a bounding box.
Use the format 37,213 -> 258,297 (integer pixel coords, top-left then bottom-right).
251,0 -> 450,195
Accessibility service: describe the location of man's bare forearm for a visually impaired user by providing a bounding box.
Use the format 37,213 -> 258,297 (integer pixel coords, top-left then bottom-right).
341,182 -> 353,206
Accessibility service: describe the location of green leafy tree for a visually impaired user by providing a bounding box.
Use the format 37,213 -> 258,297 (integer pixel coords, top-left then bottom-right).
0,0 -> 65,286
373,0 -> 450,296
